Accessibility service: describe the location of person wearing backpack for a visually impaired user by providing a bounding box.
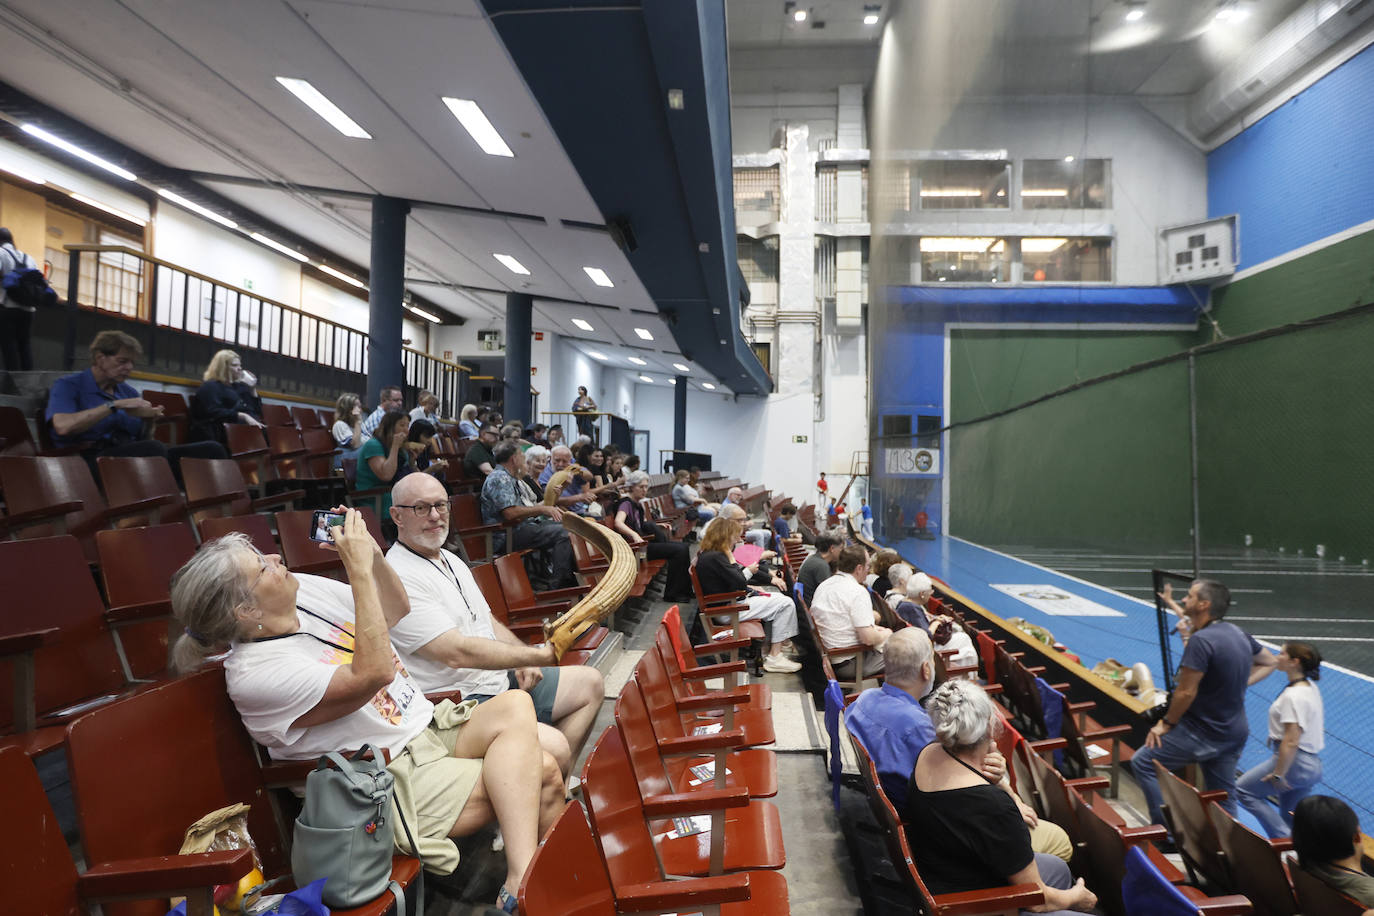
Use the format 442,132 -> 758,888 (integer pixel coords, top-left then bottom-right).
0,227 -> 44,372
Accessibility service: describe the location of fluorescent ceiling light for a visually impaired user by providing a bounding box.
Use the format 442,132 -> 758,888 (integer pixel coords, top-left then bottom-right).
673,363 -> 691,372
627,356 -> 647,366
919,237 -> 1004,253
1021,238 -> 1068,253
702,382 -> 716,390
275,77 -> 372,139
1063,155 -> 1076,162
920,188 -> 983,197
442,98 -> 514,157
493,253 -> 530,275
588,350 -> 608,360
793,9 -> 807,22
158,189 -> 238,229
668,379 -> 676,385
1215,6 -> 1248,21
318,264 -> 367,290
638,375 -> 654,383
250,232 -> 309,262
21,123 -> 136,181
1021,188 -> 1070,197
582,266 -> 614,288
0,163 -> 45,184
1125,8 -> 1145,21
571,318 -> 594,331
634,327 -> 654,340
863,14 -> 880,25
405,303 -> 441,323
69,193 -> 146,226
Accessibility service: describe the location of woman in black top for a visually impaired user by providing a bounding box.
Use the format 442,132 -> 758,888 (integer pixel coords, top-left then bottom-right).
693,518 -> 801,674
613,471 -> 691,602
906,680 -> 1096,914
190,349 -> 264,443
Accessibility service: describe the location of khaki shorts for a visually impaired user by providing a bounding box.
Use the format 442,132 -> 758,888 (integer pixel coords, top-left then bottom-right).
388,699 -> 484,873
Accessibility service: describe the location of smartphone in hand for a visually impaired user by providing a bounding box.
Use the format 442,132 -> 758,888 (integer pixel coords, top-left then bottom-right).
310,509 -> 346,542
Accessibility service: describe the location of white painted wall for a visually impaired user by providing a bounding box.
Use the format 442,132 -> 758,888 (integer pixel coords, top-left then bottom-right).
548,334 -> 604,429
153,204 -> 303,307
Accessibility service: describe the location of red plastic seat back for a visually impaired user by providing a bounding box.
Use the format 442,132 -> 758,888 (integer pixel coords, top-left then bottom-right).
517,803 -> 617,916
95,523 -> 199,678
470,562 -> 510,623
224,424 -> 271,485
260,403 -> 295,427
0,536 -> 126,730
0,455 -> 109,561
291,405 -> 323,429
266,426 -> 307,478
275,508 -> 385,576
493,552 -> 538,610
580,726 -> 669,887
181,457 -> 253,521
0,745 -> 82,915
66,667 -> 289,916
97,455 -> 188,528
301,428 -> 337,477
613,683 -> 674,799
199,513 -> 279,556
0,405 -> 37,456
142,390 -> 189,446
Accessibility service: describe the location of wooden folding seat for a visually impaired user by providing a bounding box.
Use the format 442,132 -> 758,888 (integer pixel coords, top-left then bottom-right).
1206,802 -> 1299,916
1153,760 -> 1233,889
1059,689 -> 1132,797
689,562 -> 766,646
468,557 -> 599,665
260,403 -> 295,427
199,511 -> 280,556
141,389 -> 190,446
654,624 -> 771,710
224,422 -> 273,486
1288,860 -> 1367,915
301,427 -> 339,477
97,455 -> 194,531
494,551 -> 591,616
636,643 -> 775,748
95,522 -> 199,680
341,456 -> 389,517
65,667 -> 421,916
291,405 -> 324,429
1122,846 -> 1254,916
0,455 -> 180,563
316,407 -> 334,428
1024,738 -> 1109,861
617,675 -> 777,798
0,744 -> 253,916
275,507 -> 385,576
520,801 -> 789,916
265,425 -> 311,478
448,490 -> 503,561
0,404 -> 37,456
0,536 -> 142,756
180,456 -> 304,524
582,726 -> 785,879
1070,779 -> 1185,916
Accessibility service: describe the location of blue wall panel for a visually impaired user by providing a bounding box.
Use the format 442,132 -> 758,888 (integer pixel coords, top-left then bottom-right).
1208,43 -> 1374,269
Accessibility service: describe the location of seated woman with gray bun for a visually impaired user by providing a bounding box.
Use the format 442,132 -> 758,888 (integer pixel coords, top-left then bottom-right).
905,679 -> 1098,915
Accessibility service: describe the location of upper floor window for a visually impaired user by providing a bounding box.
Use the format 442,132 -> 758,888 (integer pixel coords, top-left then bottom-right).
915,160 -> 1010,210
1022,237 -> 1112,282
733,167 -> 780,223
1022,158 -> 1110,209
919,237 -> 1009,282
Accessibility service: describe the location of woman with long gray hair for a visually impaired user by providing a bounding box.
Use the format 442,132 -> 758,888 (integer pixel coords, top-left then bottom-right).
905,679 -> 1098,915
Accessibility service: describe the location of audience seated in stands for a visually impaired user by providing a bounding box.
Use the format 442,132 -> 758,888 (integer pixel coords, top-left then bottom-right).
846,629 -> 1073,861
622,453 -> 640,473
868,548 -> 902,595
169,519 -> 564,912
906,679 -> 1097,914
799,532 -> 842,605
409,390 -> 439,425
405,419 -> 448,476
360,385 -> 402,439
523,445 -> 550,493
721,502 -> 772,549
546,423 -> 565,447
613,470 -> 692,602
387,473 -> 604,777
356,410 -> 416,518
576,443 -> 609,484
605,451 -> 625,481
462,423 -> 500,477
457,403 -> 480,439
810,546 -> 890,679
695,518 -> 801,673
480,440 -> 576,588
539,444 -> 592,513
1292,795 -> 1374,908
885,564 -> 927,632
671,468 -> 716,522
190,348 -> 264,443
332,392 -> 364,468
46,329 -> 227,482
774,505 -> 803,547
525,423 -> 550,448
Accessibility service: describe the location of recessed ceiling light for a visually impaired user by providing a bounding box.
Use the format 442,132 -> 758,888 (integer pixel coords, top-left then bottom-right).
1021,188 -> 1070,197
638,375 -> 654,383
582,267 -> 614,287
571,318 -> 594,331
794,9 -> 807,22
673,363 -> 691,372
250,232 -> 309,262
1125,7 -> 1145,21
493,253 -> 530,275
863,13 -> 879,25
588,351 -> 608,360
275,77 -> 372,139
442,98 -> 514,157
69,193 -> 145,226
634,327 -> 654,340
667,89 -> 685,110
1063,155 -> 1076,162
920,188 -> 983,197
668,378 -> 677,385
158,189 -> 238,230
702,382 -> 716,390
1214,6 -> 1248,21
404,303 -> 441,323
627,357 -> 647,366
318,264 -> 367,290
21,124 -> 136,181
0,163 -> 45,184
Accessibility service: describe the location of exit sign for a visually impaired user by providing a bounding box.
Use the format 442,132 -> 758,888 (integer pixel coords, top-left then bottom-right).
792,435 -> 808,443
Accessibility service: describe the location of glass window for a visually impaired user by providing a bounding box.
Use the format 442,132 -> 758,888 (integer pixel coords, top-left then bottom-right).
737,235 -> 779,303
1022,238 -> 1112,282
919,237 -> 1009,282
733,167 -> 780,222
1021,159 -> 1110,209
915,160 -> 1010,210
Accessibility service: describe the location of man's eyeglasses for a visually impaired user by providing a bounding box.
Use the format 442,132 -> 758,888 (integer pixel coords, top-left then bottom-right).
394,501 -> 450,518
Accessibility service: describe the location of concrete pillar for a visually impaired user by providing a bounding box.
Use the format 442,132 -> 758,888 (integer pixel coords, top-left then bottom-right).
673,374 -> 688,451
504,292 -> 532,424
367,196 -> 409,403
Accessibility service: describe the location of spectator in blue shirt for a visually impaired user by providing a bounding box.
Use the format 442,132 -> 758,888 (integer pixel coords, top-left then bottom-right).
774,505 -> 803,548
480,440 -> 575,587
845,627 -> 1072,861
46,330 -> 225,482
360,385 -> 403,439
860,497 -> 874,540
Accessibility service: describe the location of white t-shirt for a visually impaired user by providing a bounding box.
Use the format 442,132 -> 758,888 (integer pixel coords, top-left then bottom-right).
386,543 -> 510,697
332,419 -> 356,448
1267,680 -> 1324,753
225,574 -> 432,761
811,573 -> 876,650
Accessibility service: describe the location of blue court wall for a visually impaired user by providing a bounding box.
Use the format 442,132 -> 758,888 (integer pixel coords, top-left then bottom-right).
1208,42 -> 1374,270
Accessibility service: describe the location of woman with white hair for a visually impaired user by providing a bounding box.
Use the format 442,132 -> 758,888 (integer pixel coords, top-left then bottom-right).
908,680 -> 1098,914
613,471 -> 692,602
523,444 -> 551,493
457,404 -> 479,439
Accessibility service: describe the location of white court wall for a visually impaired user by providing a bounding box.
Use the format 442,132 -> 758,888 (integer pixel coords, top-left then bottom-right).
152,204 -> 302,307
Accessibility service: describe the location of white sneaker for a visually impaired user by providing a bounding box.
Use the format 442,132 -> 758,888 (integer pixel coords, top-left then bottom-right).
763,654 -> 802,673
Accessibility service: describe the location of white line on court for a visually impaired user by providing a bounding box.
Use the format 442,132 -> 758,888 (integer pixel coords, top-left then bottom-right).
1253,635 -> 1374,643
1115,586 -> 1274,594
1047,567 -> 1374,577
1230,617 -> 1374,624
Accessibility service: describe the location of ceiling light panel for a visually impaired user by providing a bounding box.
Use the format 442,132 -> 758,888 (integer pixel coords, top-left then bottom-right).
638,375 -> 654,383
702,383 -> 716,390
275,77 -> 372,139
634,327 -> 654,340
673,363 -> 691,372
582,266 -> 614,287
319,264 -> 368,289
442,98 -> 514,157
571,318 -> 594,331
405,303 -> 441,323
158,189 -> 238,229
70,193 -> 146,226
627,357 -> 647,366
588,351 -> 608,360
21,124 -> 136,181
250,232 -> 309,262
493,253 -> 530,275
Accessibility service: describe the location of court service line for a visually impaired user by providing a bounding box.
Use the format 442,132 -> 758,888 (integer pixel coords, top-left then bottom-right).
1115,586 -> 1274,595
1253,635 -> 1374,644
1229,616 -> 1374,624
1047,567 -> 1374,578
